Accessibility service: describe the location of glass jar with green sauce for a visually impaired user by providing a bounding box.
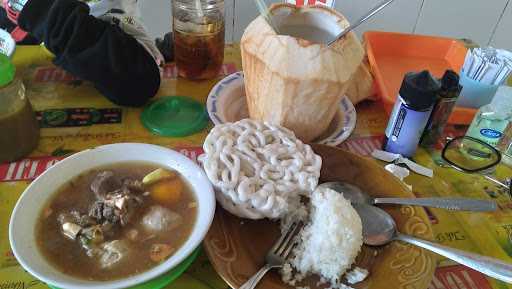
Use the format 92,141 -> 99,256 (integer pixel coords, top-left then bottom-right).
0,53 -> 39,163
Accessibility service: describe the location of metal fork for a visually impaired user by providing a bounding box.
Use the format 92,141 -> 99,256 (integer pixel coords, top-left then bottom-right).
239,221 -> 302,289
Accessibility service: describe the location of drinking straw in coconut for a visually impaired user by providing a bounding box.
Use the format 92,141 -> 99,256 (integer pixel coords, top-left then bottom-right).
311,0 -> 394,59
326,0 -> 395,46
253,0 -> 279,33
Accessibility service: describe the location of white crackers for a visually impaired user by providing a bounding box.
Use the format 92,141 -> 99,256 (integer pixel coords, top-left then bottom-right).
200,119 -> 322,219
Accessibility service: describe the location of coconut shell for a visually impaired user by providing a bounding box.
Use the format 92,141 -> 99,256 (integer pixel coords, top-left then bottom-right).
346,58 -> 376,105
241,4 -> 365,142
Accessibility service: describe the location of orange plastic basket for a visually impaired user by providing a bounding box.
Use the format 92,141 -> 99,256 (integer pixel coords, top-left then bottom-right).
364,31 -> 476,125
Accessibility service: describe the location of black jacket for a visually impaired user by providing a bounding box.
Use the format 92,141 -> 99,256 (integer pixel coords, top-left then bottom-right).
9,0 -> 161,107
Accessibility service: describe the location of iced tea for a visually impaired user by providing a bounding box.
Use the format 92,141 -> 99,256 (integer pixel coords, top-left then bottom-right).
174,24 -> 224,80
173,0 -> 225,80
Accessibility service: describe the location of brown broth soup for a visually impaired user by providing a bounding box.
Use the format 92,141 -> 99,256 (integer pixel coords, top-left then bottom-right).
35,162 -> 197,281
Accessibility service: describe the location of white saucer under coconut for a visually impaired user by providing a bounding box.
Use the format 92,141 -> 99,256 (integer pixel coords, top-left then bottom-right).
206,72 -> 357,146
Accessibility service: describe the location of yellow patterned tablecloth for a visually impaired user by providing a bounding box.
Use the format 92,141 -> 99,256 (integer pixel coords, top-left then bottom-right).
1,45 -> 512,289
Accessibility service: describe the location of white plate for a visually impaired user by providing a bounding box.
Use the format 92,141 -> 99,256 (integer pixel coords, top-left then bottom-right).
9,144 -> 216,289
207,72 -> 356,146
0,29 -> 15,58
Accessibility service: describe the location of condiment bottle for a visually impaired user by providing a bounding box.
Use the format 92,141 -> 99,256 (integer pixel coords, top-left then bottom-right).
383,70 -> 440,157
173,0 -> 225,80
466,86 -> 512,157
0,53 -> 39,163
421,70 -> 462,147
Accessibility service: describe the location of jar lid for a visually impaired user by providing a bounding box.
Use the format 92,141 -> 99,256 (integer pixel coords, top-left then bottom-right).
399,70 -> 440,110
0,53 -> 15,87
141,96 -> 209,137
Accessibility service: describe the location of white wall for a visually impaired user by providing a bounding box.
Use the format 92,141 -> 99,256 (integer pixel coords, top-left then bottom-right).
139,0 -> 512,50
334,0 -> 424,35
490,1 -> 512,49
139,0 -> 172,39
414,0 -> 508,46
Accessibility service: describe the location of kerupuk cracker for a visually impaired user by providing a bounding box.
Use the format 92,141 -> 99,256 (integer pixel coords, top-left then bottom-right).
199,119 -> 321,219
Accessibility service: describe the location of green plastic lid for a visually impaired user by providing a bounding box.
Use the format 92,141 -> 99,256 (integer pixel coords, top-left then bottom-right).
141,96 -> 208,137
0,53 -> 15,87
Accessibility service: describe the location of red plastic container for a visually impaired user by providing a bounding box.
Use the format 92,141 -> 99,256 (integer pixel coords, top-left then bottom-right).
364,31 -> 476,124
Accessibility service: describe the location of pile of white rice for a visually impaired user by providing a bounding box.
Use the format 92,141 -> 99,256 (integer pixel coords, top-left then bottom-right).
282,187 -> 366,289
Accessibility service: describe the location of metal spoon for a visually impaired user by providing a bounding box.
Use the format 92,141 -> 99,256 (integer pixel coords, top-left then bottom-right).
353,203 -> 512,283
319,182 -> 497,212
326,0 -> 395,47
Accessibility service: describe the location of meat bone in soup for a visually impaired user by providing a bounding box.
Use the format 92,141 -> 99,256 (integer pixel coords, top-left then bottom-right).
35,162 -> 197,281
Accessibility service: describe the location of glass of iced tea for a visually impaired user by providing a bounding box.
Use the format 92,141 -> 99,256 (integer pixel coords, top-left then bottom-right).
173,0 -> 225,80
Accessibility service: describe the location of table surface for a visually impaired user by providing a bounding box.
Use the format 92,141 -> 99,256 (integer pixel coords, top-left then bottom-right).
1,45 -> 512,289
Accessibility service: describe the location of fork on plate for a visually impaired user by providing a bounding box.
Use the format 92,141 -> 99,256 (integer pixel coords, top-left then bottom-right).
239,221 -> 302,289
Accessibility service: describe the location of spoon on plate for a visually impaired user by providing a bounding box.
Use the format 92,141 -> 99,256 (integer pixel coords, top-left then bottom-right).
353,203 -> 512,283
319,182 -> 497,212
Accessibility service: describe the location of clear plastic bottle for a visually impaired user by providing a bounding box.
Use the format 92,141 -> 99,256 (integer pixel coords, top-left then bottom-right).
465,86 -> 512,162
0,53 -> 39,163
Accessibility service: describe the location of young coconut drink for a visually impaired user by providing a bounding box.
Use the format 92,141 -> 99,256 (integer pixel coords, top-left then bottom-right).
241,4 -> 365,142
